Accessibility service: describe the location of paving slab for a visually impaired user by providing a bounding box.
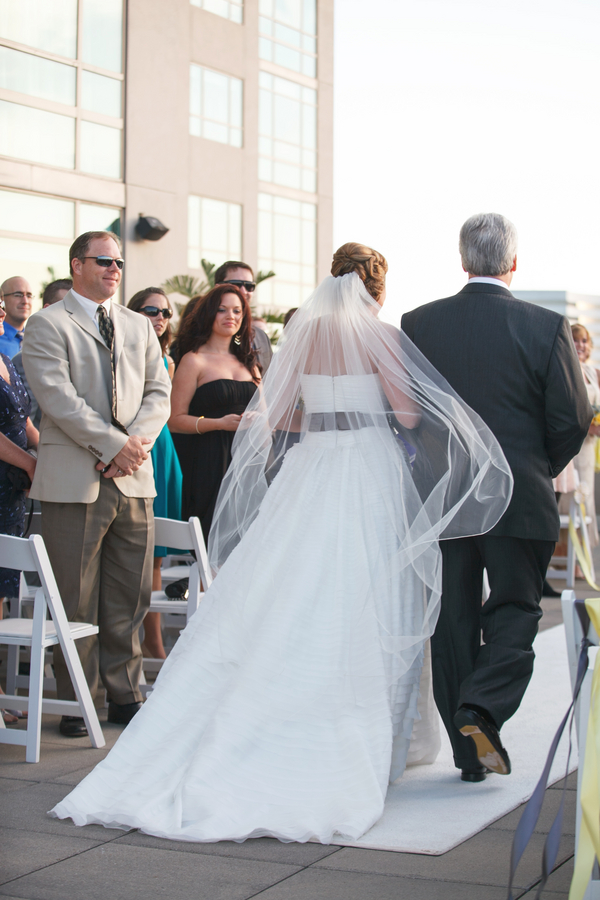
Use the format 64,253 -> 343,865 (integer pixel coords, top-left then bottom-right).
0,740 -> 110,783
488,785 -> 577,834
0,777 -> 36,796
116,831 -> 340,866
248,867 -> 512,899
548,772 -> 578,791
313,829 -> 574,890
0,842 -> 301,900
0,825 -> 104,884
2,781 -> 121,843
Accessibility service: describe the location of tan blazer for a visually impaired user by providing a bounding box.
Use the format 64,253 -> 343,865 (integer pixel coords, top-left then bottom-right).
22,290 -> 171,503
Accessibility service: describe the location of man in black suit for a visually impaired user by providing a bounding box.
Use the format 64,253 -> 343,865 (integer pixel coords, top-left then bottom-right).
401,213 -> 592,781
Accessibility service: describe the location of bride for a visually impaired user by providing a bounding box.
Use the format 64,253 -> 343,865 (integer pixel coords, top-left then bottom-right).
51,244 -> 512,844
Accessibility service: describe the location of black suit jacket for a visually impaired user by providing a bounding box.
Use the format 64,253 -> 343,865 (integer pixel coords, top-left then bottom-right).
401,282 -> 592,540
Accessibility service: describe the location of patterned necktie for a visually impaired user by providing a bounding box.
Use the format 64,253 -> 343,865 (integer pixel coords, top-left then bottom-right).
97,304 -> 128,435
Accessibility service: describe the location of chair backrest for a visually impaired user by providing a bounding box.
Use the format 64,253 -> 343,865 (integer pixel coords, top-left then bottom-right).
0,533 -> 37,572
154,517 -> 212,591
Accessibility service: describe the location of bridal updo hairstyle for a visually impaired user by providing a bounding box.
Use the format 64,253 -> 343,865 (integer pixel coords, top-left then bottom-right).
331,242 -> 388,303
175,283 -> 257,375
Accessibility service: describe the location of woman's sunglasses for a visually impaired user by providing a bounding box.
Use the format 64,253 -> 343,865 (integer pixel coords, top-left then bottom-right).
141,306 -> 173,319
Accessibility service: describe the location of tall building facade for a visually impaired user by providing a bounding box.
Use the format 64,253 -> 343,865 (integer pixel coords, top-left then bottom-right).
0,0 -> 334,312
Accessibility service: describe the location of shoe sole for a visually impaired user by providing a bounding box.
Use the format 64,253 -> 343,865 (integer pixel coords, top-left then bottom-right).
458,725 -> 510,775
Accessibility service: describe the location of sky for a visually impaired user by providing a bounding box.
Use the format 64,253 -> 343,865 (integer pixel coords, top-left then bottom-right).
333,0 -> 600,323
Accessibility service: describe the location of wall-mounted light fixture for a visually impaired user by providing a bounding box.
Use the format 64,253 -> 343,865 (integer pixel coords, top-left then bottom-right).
135,214 -> 169,241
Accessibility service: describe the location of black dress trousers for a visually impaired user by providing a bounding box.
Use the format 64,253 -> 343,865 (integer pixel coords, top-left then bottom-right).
431,534 -> 554,769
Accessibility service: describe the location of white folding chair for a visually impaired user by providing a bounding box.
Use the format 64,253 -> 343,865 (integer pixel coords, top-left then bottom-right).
140,517 -> 212,690
548,485 -> 595,590
0,533 -> 105,762
561,589 -> 600,898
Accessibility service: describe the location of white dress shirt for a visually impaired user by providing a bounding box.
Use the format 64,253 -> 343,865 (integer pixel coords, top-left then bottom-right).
467,277 -> 511,291
71,289 -> 112,332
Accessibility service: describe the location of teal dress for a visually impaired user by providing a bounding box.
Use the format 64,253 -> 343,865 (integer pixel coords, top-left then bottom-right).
151,356 -> 183,556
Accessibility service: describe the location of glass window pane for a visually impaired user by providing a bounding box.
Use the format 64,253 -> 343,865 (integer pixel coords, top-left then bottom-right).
0,237 -> 70,310
0,47 -> 76,106
0,100 -> 75,168
190,116 -> 201,137
259,0 -> 273,13
258,89 -> 272,136
301,169 -> 316,193
203,121 -> 228,144
274,95 -> 301,144
79,203 -> 121,235
229,128 -> 242,148
204,70 -> 229,124
274,75 -> 300,99
274,44 -> 301,72
275,22 -> 301,47
81,0 -> 123,73
302,103 -> 317,148
80,120 -> 121,178
203,0 -> 229,16
188,195 -> 242,267
259,72 -> 273,90
259,16 -> 273,35
303,0 -> 317,35
273,161 -> 301,189
258,158 -> 272,182
0,189 -> 74,239
190,65 -> 202,117
258,37 -> 273,61
0,0 -> 77,59
231,4 -> 243,24
302,54 -> 316,78
229,79 -> 243,128
275,0 -> 301,29
81,71 -> 122,118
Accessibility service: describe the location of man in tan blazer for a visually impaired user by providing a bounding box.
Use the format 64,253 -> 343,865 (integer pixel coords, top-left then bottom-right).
22,231 -> 171,736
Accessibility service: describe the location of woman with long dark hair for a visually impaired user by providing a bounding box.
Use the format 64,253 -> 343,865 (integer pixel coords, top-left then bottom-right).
169,283 -> 260,541
127,287 -> 182,659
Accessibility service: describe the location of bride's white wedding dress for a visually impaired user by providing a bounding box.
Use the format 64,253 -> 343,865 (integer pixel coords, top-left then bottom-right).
52,374 -> 440,842
51,273 -> 511,843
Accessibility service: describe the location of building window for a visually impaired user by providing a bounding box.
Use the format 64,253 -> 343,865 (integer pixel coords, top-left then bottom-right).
258,72 -> 316,194
188,196 -> 242,270
189,65 -> 243,148
190,0 -> 243,24
0,0 -> 124,179
258,0 -> 317,78
0,187 -> 121,307
257,193 -> 316,309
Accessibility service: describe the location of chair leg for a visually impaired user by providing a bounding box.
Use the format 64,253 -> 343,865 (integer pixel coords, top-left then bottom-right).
59,636 -> 105,750
25,597 -> 46,763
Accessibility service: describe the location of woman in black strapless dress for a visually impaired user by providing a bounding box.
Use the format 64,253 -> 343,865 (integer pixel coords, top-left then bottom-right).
169,284 -> 260,541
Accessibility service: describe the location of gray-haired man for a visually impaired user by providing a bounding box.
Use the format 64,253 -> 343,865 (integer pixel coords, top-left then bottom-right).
402,213 -> 591,781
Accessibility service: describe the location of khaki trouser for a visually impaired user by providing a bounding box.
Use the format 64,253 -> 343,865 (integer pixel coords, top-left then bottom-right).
41,478 -> 154,705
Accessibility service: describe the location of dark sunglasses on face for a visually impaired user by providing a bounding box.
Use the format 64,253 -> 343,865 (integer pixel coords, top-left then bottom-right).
140,306 -> 173,319
224,279 -> 256,292
3,291 -> 33,300
83,256 -> 125,269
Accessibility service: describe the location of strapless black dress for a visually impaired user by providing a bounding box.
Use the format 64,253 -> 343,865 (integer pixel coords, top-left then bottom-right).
172,378 -> 257,541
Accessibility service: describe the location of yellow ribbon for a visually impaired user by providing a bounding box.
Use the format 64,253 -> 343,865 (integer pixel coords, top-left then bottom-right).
568,503 -> 600,592
570,597 -> 600,899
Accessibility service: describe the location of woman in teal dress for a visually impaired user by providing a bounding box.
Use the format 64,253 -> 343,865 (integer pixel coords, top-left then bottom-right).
128,288 -> 182,659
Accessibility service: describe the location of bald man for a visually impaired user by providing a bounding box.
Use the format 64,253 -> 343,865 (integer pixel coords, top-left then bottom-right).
0,276 -> 33,358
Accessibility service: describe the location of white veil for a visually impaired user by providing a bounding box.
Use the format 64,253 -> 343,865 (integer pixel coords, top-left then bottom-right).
209,272 -> 513,574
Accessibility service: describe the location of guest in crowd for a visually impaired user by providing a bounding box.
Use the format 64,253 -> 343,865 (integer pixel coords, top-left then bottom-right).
128,287 -> 182,659
283,307 -> 298,327
0,277 -> 33,358
12,279 -> 73,429
561,324 -> 600,546
169,284 -> 260,542
213,261 -> 273,374
22,231 -> 171,737
0,297 -> 38,721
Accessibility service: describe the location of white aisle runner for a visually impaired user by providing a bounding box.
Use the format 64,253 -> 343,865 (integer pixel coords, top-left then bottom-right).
329,624 -> 576,854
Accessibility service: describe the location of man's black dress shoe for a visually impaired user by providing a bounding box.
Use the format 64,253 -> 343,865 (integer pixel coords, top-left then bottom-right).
107,700 -> 143,725
461,765 -> 489,782
59,716 -> 88,738
454,706 -> 511,775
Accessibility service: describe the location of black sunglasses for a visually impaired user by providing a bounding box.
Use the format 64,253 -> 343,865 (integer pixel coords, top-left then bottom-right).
83,256 -> 124,269
140,306 -> 173,319
224,279 -> 256,292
